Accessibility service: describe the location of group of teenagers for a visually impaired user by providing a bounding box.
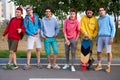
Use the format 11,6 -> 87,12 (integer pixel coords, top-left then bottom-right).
1,5 -> 115,73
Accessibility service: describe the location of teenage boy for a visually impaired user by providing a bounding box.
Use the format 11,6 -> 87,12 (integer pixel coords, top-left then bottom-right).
94,6 -> 116,73
2,7 -> 25,70
80,7 -> 98,69
41,7 -> 60,69
24,6 -> 42,70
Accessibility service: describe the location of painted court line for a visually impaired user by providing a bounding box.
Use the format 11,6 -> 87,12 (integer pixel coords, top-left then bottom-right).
29,78 -> 80,80
0,63 -> 120,66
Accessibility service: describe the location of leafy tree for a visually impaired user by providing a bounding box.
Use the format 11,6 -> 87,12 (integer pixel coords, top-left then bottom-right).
108,0 -> 120,42
10,0 -> 120,42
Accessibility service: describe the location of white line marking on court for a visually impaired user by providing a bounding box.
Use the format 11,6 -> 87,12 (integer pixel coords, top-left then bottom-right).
29,78 -> 80,80
0,63 -> 120,66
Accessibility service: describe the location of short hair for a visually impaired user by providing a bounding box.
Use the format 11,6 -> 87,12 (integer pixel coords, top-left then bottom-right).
85,7 -> 95,13
45,7 -> 52,12
26,6 -> 33,11
16,6 -> 23,13
99,5 -> 107,11
69,8 -> 77,14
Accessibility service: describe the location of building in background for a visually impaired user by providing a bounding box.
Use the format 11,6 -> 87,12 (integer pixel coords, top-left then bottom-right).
1,0 -> 16,20
0,0 -> 3,22
0,0 -> 16,27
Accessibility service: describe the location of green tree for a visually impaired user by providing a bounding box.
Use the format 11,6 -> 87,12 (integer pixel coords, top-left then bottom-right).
108,0 -> 120,42
10,0 -> 120,42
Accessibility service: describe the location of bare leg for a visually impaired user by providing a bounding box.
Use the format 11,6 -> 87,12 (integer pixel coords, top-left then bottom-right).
27,50 -> 32,65
47,55 -> 51,64
53,54 -> 57,64
97,52 -> 101,66
108,53 -> 112,66
8,51 -> 13,64
36,48 -> 41,64
13,52 -> 17,65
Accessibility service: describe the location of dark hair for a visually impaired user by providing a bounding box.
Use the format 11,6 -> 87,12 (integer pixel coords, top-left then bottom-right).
85,7 -> 95,15
70,8 -> 77,14
45,6 -> 52,12
99,5 -> 106,11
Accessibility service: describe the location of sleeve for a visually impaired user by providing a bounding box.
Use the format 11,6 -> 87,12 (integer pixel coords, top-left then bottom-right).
21,20 -> 26,34
76,21 -> 80,36
63,19 -> 68,40
80,16 -> 87,35
38,18 -> 41,30
55,19 -> 59,36
93,18 -> 98,38
2,20 -> 11,36
63,19 -> 67,35
23,17 -> 33,35
40,19 -> 44,37
109,17 -> 116,38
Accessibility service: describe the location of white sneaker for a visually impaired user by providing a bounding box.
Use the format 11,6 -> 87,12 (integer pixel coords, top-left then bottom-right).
52,64 -> 61,69
71,66 -> 76,72
62,64 -> 69,69
47,64 -> 52,69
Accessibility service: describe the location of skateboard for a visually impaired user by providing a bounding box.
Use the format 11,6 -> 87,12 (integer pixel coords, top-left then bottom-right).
80,38 -> 90,71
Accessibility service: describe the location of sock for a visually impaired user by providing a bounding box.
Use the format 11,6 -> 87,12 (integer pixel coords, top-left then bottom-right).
108,62 -> 111,67
98,60 -> 101,66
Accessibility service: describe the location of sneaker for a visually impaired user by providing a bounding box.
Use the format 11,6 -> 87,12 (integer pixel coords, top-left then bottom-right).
23,65 -> 31,70
71,66 -> 76,72
105,66 -> 111,73
52,64 -> 61,69
87,58 -> 95,70
94,64 -> 102,71
62,64 -> 69,69
47,64 -> 52,69
37,63 -> 43,69
11,64 -> 18,70
3,64 -> 11,70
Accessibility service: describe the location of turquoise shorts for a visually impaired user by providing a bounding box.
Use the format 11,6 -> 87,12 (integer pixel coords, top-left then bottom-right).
44,38 -> 58,55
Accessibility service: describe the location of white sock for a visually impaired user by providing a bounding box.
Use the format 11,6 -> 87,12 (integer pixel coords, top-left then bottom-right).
108,62 -> 111,67
98,60 -> 101,66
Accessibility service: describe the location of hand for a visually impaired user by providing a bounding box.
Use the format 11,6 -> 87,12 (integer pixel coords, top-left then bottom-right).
33,34 -> 38,37
84,33 -> 89,38
37,29 -> 40,34
53,34 -> 57,38
65,40 -> 70,46
42,36 -> 46,39
75,38 -> 78,41
2,36 -> 5,41
109,38 -> 113,45
17,28 -> 22,34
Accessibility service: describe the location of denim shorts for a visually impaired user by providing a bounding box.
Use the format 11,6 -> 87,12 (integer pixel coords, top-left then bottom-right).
44,38 -> 58,55
97,36 -> 111,53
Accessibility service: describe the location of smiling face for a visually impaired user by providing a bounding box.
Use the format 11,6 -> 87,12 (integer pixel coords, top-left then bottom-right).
45,9 -> 52,18
99,8 -> 106,17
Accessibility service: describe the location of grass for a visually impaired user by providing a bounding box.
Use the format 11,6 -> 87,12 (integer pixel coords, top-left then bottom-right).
0,50 -> 47,58
0,27 -> 120,58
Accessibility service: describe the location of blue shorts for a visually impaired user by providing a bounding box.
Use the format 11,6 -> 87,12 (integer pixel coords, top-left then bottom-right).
44,38 -> 58,55
97,36 -> 111,53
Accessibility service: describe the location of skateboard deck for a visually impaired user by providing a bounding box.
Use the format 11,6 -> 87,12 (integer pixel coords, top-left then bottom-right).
80,39 -> 90,71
